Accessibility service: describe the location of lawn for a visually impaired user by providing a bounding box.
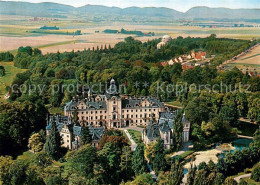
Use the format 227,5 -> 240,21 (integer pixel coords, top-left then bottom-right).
164,100 -> 183,108
180,150 -> 195,158
0,62 -> 26,102
17,151 -> 34,160
127,129 -> 142,143
48,106 -> 64,115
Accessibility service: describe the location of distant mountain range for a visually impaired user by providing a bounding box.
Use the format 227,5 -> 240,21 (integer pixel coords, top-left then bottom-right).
0,1 -> 259,20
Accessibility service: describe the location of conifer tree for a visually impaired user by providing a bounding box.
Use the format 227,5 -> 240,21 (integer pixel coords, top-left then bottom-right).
173,110 -> 184,150
152,139 -> 167,173
81,125 -> 92,145
120,146 -> 134,181
44,118 -> 62,160
132,144 -> 148,176
73,109 -> 80,126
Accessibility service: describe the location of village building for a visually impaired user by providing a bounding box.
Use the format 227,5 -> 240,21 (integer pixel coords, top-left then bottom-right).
64,79 -> 165,128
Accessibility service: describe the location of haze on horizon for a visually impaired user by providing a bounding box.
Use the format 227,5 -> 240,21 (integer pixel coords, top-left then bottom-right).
2,0 -> 260,12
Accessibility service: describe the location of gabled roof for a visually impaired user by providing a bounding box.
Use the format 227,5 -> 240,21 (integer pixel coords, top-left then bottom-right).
89,126 -> 105,140
159,120 -> 171,133
73,126 -> 81,136
145,121 -> 160,139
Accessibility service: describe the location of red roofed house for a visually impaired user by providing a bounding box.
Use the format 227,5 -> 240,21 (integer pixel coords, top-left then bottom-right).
182,64 -> 194,70
161,61 -> 168,67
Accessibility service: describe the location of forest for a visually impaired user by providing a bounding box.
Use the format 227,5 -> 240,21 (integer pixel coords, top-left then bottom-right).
0,35 -> 259,184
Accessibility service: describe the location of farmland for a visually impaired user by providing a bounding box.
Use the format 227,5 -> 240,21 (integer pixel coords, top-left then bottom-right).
1,15 -> 260,55
225,44 -> 260,73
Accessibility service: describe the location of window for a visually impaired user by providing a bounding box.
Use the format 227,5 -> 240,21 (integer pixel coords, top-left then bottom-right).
122,115 -> 124,118
113,107 -> 116,111
67,140 -> 69,142
91,111 -> 93,114
67,135 -> 69,137
113,115 -> 116,120
136,120 -> 137,123
95,111 -> 97,114
95,116 -> 97,119
100,111 -> 102,113
113,101 -> 116,104
127,114 -> 129,118
131,115 -> 133,118
131,110 -> 133,112
136,115 -> 138,118
82,116 -> 84,120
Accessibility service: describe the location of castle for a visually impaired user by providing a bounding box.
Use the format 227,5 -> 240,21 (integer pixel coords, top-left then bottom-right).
64,79 -> 165,128
46,79 -> 190,150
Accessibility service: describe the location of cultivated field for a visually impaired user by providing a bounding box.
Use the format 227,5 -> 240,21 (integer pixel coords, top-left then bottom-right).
233,44 -> 260,65
227,44 -> 260,73
1,15 -> 260,54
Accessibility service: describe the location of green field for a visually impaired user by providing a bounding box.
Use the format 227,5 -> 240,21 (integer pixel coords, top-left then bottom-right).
48,106 -> 64,115
9,40 -> 78,55
165,100 -> 183,108
0,62 -> 26,102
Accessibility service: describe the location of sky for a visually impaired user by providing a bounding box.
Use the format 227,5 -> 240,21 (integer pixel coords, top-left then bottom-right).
3,0 -> 260,12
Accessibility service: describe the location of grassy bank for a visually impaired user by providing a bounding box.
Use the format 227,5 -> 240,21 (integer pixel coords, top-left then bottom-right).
0,62 -> 26,102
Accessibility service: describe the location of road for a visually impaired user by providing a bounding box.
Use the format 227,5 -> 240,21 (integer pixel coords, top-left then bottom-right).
237,135 -> 253,139
234,173 -> 251,183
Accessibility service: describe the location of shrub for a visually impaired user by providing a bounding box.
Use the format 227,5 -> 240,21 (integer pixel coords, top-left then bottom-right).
251,166 -> 260,182
0,66 -> 5,77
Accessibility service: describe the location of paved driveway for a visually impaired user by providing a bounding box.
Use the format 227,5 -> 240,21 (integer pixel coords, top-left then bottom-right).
234,173 -> 251,183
